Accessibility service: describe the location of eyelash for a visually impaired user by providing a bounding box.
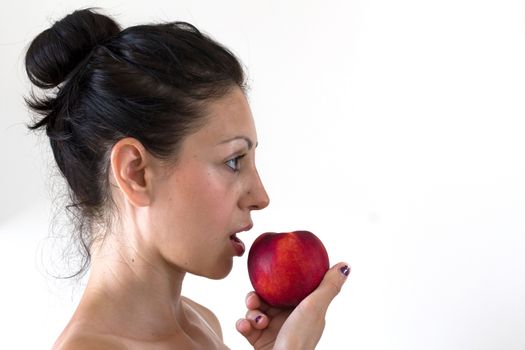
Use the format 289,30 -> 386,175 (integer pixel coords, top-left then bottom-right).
225,155 -> 246,172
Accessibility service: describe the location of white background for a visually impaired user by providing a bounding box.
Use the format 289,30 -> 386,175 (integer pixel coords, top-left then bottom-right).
1,0 -> 525,349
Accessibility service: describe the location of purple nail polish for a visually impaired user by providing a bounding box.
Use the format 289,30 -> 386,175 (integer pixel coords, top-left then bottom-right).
340,265 -> 350,277
255,315 -> 263,323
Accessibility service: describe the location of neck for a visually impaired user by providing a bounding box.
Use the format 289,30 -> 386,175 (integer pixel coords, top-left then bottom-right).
77,228 -> 188,341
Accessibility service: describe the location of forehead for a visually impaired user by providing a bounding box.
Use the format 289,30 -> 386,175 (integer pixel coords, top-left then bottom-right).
193,87 -> 256,143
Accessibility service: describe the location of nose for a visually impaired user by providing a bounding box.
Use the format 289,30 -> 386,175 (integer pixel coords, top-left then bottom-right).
243,169 -> 270,211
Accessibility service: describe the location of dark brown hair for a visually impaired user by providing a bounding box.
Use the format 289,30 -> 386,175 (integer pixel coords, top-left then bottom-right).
25,8 -> 246,277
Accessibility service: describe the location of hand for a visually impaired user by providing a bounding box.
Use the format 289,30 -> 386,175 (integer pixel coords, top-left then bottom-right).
236,262 -> 350,350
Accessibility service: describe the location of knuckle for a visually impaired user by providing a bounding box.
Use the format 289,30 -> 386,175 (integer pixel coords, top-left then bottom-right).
326,279 -> 342,295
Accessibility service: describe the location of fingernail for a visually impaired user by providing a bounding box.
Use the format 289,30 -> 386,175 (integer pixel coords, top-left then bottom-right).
340,265 -> 350,277
255,315 -> 263,323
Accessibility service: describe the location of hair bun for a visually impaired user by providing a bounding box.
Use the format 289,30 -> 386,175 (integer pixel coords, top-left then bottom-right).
25,8 -> 120,89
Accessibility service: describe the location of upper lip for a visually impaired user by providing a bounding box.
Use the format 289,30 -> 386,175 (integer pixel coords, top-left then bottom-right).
233,222 -> 253,235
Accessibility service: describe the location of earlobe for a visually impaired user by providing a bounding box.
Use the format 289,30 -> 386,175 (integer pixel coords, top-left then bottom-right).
110,138 -> 152,207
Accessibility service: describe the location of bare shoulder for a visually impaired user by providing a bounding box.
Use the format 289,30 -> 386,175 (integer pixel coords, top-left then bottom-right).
53,330 -> 127,350
182,296 -> 223,340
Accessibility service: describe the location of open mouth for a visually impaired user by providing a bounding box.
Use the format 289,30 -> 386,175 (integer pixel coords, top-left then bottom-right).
230,233 -> 246,257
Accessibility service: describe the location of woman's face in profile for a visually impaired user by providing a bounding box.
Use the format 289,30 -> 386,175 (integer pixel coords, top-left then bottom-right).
147,87 -> 270,279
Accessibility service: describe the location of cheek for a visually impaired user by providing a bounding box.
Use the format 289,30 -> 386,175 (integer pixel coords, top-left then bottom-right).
177,167 -> 238,224
200,173 -> 238,218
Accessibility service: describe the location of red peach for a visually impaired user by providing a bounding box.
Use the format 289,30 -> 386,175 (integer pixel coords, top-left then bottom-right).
247,230 -> 330,308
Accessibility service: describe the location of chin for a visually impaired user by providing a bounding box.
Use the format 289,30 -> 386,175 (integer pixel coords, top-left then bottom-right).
211,259 -> 234,280
194,259 -> 233,280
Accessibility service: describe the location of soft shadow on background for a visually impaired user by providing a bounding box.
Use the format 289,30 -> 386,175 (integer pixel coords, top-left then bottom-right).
1,1 -> 525,349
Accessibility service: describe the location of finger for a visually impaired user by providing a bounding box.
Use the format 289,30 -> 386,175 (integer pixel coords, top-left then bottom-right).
319,262 -> 350,301
245,291 -> 285,318
246,291 -> 273,314
245,291 -> 262,310
235,318 -> 262,346
305,262 -> 350,313
244,309 -> 269,330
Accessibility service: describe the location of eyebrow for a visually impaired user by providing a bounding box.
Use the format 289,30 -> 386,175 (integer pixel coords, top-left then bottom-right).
218,136 -> 257,149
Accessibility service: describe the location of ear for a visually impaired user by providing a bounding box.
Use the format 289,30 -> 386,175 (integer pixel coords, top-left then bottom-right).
110,138 -> 152,207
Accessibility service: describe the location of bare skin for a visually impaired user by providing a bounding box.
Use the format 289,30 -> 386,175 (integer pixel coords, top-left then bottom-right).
52,87 -> 349,350
53,87 -> 268,349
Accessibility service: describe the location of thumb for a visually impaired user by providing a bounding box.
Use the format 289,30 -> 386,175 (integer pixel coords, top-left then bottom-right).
307,262 -> 350,311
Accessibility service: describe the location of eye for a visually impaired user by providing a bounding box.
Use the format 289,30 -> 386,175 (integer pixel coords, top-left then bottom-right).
225,155 -> 245,172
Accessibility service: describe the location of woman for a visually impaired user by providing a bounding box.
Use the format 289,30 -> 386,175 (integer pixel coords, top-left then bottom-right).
25,8 -> 350,349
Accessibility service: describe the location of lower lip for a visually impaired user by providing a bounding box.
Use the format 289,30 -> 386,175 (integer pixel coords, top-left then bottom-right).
230,235 -> 245,257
